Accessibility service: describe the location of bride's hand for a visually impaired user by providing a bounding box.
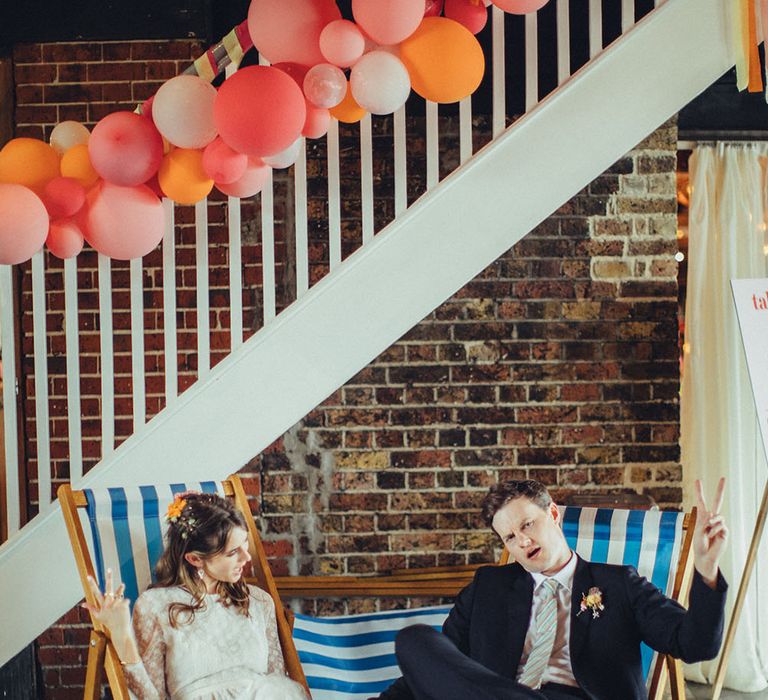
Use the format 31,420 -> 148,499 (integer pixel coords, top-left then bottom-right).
83,568 -> 132,637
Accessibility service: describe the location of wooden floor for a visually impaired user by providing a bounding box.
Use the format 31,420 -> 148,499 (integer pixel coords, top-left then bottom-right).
677,683 -> 768,699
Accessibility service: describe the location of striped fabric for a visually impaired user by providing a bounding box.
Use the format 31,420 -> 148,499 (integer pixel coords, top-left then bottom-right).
294,506 -> 684,699
81,481 -> 225,607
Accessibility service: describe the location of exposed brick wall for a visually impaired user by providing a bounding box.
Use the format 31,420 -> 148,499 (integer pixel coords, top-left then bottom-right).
8,40 -> 680,698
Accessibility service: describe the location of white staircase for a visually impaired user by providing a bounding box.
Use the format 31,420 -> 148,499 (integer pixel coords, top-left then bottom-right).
0,0 -> 733,668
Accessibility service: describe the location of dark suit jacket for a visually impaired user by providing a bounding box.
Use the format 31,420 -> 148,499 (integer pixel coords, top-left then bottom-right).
379,557 -> 727,700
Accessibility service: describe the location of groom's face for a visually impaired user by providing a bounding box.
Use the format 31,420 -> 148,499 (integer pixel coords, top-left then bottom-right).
492,497 -> 571,575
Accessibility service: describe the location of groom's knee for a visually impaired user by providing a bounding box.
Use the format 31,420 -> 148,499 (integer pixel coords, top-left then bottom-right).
395,624 -> 436,661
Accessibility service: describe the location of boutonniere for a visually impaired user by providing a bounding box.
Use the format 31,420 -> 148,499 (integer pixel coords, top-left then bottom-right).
577,587 -> 605,619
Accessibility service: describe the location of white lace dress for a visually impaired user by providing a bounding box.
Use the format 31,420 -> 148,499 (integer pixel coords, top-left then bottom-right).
123,585 -> 307,700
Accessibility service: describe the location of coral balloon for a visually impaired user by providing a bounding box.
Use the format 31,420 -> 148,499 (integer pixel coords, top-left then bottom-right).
424,0 -> 445,16
50,121 -> 90,155
215,158 -> 271,198
272,62 -> 310,88
0,138 -> 60,196
303,106 -> 331,139
60,144 -> 100,189
262,138 -> 303,169
247,0 -> 342,65
89,111 -> 163,186
445,0 -> 489,33
303,64 -> 347,109
82,182 -> 164,260
202,138 -> 248,184
399,17 -> 485,102
329,84 -> 367,123
492,0 -> 549,12
47,219 -> 84,259
158,149 -> 214,205
352,0 -> 424,45
0,184 -> 49,264
42,177 -> 86,219
214,66 -> 307,157
350,51 -> 411,115
152,75 -> 218,149
320,19 -> 366,67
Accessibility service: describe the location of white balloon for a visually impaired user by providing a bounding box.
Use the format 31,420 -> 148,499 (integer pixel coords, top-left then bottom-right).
50,121 -> 90,155
303,64 -> 347,109
350,51 -> 411,115
262,137 -> 303,169
153,75 -> 218,149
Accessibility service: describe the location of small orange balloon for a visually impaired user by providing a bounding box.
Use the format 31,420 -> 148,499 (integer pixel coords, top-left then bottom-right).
399,17 -> 485,103
330,83 -> 367,124
158,148 -> 213,205
0,138 -> 61,196
61,143 -> 100,189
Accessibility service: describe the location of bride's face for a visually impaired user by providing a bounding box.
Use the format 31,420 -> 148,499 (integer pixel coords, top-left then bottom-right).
202,526 -> 251,586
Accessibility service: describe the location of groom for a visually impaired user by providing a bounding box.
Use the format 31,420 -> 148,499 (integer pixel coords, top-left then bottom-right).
376,478 -> 729,700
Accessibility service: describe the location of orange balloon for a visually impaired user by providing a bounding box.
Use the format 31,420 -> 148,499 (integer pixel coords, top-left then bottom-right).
330,83 -> 367,124
61,144 -> 100,188
158,148 -> 213,205
0,138 -> 60,196
399,17 -> 485,103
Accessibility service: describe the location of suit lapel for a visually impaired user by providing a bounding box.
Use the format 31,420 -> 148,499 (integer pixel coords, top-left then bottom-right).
570,555 -> 592,663
506,565 -> 535,676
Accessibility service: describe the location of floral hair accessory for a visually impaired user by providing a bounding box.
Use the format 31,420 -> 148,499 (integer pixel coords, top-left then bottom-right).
165,493 -> 199,539
577,587 -> 605,619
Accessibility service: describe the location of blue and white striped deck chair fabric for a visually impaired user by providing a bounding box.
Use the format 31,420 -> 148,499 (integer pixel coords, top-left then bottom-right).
559,506 -> 686,684
80,481 -> 226,607
292,605 -> 452,699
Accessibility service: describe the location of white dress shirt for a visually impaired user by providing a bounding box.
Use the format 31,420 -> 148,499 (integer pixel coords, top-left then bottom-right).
516,551 -> 579,688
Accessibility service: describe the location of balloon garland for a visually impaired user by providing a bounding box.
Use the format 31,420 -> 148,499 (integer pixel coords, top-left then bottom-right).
0,0 -> 551,265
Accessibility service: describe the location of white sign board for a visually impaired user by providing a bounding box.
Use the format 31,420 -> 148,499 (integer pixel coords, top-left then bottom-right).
731,278 -> 768,463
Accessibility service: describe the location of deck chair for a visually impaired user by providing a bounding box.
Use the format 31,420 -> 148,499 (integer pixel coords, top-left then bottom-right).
58,475 -> 308,700
280,505 -> 695,700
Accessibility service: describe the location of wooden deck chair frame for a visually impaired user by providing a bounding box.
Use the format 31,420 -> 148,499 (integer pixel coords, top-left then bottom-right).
58,474 -> 308,700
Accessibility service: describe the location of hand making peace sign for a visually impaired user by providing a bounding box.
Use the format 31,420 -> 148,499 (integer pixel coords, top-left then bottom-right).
692,477 -> 728,587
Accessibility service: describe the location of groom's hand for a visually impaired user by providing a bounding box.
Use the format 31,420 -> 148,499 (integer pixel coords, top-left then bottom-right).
693,477 -> 728,588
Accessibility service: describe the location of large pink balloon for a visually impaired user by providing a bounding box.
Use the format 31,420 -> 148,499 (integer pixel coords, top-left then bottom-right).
152,75 -> 218,149
352,0 -> 424,45
202,137 -> 248,184
215,158 -> 271,198
0,184 -> 49,264
47,219 -> 84,259
492,0 -> 549,13
82,182 -> 164,260
89,112 -> 164,186
214,66 -> 307,157
320,19 -> 366,67
42,177 -> 86,219
247,0 -> 342,66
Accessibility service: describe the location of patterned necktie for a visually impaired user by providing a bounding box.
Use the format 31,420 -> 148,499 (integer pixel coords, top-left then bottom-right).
519,578 -> 560,689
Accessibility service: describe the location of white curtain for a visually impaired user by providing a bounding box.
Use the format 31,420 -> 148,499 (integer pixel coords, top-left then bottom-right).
681,143 -> 768,691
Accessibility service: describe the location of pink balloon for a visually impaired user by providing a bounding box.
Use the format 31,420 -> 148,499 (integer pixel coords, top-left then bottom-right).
88,112 -> 163,186
247,0 -> 342,66
352,0 -> 424,45
445,0 -> 489,33
492,0 -> 549,13
0,184 -> 49,265
303,105 -> 331,139
47,219 -> 84,259
303,64 -> 347,109
214,66 -> 307,157
202,138 -> 248,184
42,177 -> 86,219
215,158 -> 271,198
152,75 -> 218,149
320,19 -> 366,67
82,182 -> 164,260
423,0 -> 445,16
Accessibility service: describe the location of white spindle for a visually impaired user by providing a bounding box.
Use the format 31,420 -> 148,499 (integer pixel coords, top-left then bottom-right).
295,140 -> 309,295
361,114 -> 374,243
63,258 -> 82,484
589,0 -> 602,59
31,252 -> 51,510
557,0 -> 571,85
97,253 -> 114,457
492,5 -> 506,137
261,169 -> 276,323
195,199 -> 210,379
427,101 -> 439,190
162,199 -> 177,403
228,196 -> 243,350
0,266 -> 20,535
525,13 -> 539,112
394,105 -> 407,216
129,258 -> 145,430
327,119 -> 342,269
459,97 -> 472,165
622,0 -> 634,33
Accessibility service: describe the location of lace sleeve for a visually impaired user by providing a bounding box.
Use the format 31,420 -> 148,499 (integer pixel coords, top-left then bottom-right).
261,591 -> 287,676
123,595 -> 167,699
